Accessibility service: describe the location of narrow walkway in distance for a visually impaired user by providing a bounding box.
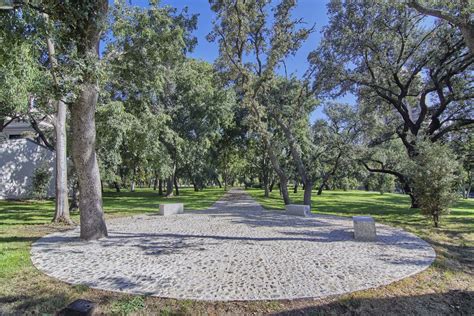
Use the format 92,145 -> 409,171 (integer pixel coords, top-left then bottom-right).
31,188 -> 436,301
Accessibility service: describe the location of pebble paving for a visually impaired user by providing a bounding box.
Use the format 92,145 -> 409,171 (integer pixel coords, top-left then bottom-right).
31,189 -> 436,301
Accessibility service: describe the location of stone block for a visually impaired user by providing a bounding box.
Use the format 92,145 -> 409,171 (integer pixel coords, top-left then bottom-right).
159,203 -> 184,216
285,204 -> 311,217
353,216 -> 376,241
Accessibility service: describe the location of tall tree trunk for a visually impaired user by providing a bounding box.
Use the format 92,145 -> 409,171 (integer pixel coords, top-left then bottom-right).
113,181 -> 120,192
153,170 -> 159,190
215,176 -> 222,188
293,181 -> 298,194
263,137 -> 290,205
433,212 -> 439,228
174,175 -> 179,196
130,166 -> 136,192
52,100 -> 72,224
158,179 -> 163,196
43,14 -> 72,225
71,83 -> 108,240
304,180 -> 313,209
67,0 -> 109,240
274,117 -> 311,206
264,182 -> 270,197
165,176 -> 174,197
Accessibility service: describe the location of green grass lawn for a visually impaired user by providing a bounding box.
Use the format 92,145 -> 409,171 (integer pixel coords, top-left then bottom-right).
0,187 -> 225,226
1,187 -> 473,315
246,188 -> 474,237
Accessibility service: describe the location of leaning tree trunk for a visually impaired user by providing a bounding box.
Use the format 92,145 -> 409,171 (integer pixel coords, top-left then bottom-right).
317,152 -> 343,196
215,176 -> 222,188
52,100 -> 72,224
361,160 -> 419,208
275,116 -> 313,206
70,83 -> 108,240
317,182 -> 325,196
264,138 -> 290,205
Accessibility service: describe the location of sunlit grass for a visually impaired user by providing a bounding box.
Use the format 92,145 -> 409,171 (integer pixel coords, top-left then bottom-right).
0,187 -> 225,226
247,188 -> 473,222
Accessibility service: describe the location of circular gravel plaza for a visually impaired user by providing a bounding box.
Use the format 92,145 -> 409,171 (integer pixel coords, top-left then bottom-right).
31,189 -> 435,301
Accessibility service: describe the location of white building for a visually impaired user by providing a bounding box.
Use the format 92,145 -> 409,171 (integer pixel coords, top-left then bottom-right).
0,118 -> 55,199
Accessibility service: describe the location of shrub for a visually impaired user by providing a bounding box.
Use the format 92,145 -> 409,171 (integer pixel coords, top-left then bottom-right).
31,165 -> 52,200
411,141 -> 460,227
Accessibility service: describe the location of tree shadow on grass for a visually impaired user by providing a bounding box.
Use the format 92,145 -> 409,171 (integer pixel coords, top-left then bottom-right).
272,290 -> 474,316
0,236 -> 39,243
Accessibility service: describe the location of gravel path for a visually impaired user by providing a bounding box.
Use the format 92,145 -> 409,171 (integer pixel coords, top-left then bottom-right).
31,189 -> 435,301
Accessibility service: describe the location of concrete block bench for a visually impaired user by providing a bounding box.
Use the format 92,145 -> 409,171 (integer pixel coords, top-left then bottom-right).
285,204 -> 311,217
353,216 -> 376,241
159,203 -> 184,216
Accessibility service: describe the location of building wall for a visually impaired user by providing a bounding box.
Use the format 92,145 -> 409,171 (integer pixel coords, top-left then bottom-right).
0,139 -> 55,200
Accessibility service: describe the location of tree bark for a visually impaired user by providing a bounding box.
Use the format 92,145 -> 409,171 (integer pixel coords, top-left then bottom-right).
165,176 -> 174,197
293,181 -> 298,194
274,117 -> 311,206
264,182 -> 270,197
71,83 -> 108,240
433,212 -> 439,228
304,180 -> 313,209
42,14 -> 72,225
153,176 -> 158,191
264,138 -> 290,205
158,178 -> 163,196
67,0 -> 109,240
174,175 -> 179,196
215,176 -> 222,188
69,179 -> 79,212
52,100 -> 72,224
113,181 -> 120,192
317,182 -> 324,196
317,152 -> 343,196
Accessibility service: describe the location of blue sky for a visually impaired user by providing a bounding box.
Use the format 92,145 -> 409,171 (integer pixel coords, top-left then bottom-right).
126,0 -> 355,121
